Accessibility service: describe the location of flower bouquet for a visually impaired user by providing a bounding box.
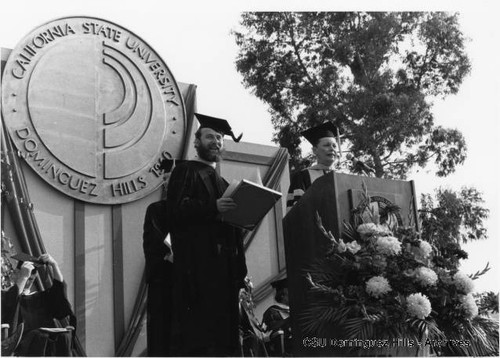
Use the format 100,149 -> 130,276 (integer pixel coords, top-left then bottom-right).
300,188 -> 498,356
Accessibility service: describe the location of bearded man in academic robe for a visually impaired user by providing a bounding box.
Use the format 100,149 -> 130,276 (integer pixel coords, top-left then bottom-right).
166,114 -> 247,357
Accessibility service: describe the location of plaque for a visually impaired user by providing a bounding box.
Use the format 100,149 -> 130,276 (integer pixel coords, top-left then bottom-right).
1,17 -> 186,204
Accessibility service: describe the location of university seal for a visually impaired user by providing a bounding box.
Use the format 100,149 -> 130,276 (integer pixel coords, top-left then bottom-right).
1,17 -> 186,204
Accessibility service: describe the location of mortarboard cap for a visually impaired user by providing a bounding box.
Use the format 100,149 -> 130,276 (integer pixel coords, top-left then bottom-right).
194,113 -> 243,142
11,253 -> 45,269
301,122 -> 340,146
11,253 -> 44,265
270,277 -> 287,290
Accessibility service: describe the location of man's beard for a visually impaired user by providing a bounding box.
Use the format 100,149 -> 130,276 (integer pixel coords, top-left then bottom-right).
197,143 -> 224,162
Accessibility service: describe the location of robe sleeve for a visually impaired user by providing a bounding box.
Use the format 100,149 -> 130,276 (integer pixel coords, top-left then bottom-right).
46,280 -> 73,320
142,201 -> 171,283
143,202 -> 169,256
166,164 -> 218,224
286,170 -> 309,211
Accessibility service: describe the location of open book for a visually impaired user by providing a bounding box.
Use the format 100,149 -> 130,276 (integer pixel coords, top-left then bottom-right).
222,179 -> 282,230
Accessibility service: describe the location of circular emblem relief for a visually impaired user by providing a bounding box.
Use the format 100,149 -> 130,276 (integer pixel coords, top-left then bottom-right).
2,17 -> 186,204
355,195 -> 403,228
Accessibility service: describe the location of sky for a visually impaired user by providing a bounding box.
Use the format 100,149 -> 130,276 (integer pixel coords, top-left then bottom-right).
0,0 -> 498,292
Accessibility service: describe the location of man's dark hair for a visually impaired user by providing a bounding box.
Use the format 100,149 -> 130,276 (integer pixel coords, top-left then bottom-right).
195,128 -> 202,140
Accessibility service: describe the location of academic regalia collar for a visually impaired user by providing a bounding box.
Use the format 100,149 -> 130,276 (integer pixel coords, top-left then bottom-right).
193,156 -> 217,169
274,302 -> 290,312
308,163 -> 334,171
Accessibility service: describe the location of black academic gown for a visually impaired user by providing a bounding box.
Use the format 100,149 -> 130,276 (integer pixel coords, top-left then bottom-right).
142,200 -> 173,356
2,285 -> 19,327
286,167 -> 333,209
11,280 -> 75,356
166,161 -> 247,357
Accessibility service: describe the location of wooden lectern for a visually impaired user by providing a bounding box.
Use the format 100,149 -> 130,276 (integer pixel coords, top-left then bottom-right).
283,171 -> 419,356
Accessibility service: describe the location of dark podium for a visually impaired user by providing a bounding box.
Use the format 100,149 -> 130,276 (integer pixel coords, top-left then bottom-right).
283,171 -> 419,356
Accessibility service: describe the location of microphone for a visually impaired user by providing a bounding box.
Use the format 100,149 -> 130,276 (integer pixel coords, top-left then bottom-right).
346,154 -> 376,174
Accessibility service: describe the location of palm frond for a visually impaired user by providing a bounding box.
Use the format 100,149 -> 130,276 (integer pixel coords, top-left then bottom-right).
425,319 -> 445,341
441,316 -> 499,356
343,315 -> 382,340
299,305 -> 353,336
406,318 -> 445,342
343,317 -> 368,340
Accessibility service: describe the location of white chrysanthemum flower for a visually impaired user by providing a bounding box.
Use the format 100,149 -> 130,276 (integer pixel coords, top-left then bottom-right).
337,239 -> 347,253
365,276 -> 392,298
374,224 -> 392,236
375,236 -> 402,256
459,294 -> 479,318
357,223 -> 392,236
346,241 -> 361,254
415,267 -> 438,287
418,241 -> 433,258
406,293 -> 432,319
453,271 -> 475,294
357,223 -> 378,235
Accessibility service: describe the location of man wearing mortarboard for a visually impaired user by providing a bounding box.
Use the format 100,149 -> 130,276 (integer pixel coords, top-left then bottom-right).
262,277 -> 292,356
166,113 -> 248,356
286,122 -> 341,210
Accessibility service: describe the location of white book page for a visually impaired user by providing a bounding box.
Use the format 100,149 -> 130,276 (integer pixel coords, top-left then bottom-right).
222,179 -> 241,198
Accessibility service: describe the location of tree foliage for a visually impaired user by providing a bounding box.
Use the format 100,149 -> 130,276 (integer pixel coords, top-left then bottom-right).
420,186 -> 489,246
419,186 -> 489,270
234,12 -> 471,178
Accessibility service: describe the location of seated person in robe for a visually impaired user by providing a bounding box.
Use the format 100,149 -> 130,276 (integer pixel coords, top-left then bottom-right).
287,122 -> 341,210
1,257 -> 33,355
262,277 -> 292,356
2,253 -> 75,356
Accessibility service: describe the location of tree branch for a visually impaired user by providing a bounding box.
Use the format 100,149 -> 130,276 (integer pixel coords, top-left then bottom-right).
381,148 -> 395,162
415,45 -> 437,90
285,13 -> 331,102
